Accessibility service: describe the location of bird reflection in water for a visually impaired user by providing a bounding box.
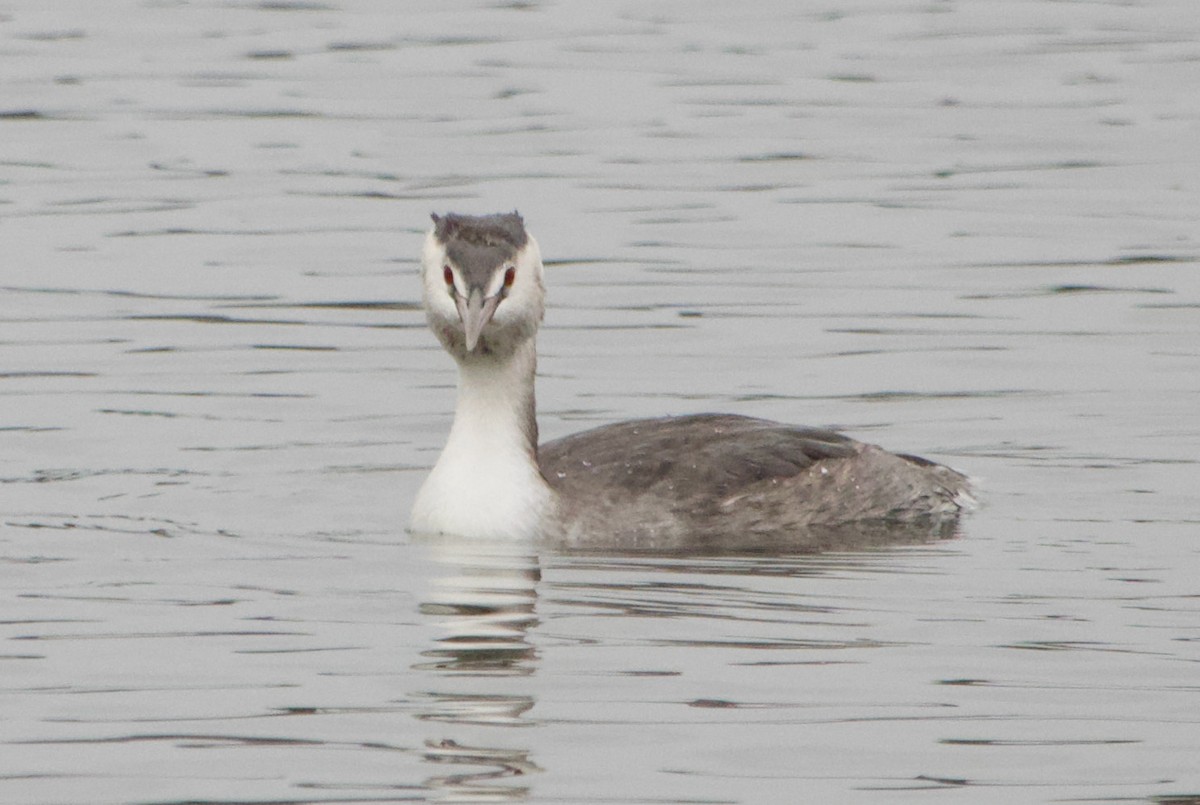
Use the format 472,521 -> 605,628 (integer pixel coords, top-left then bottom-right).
412,537 -> 542,801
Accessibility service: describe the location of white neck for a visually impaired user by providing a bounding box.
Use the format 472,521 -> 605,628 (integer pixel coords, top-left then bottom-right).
410,339 -> 553,540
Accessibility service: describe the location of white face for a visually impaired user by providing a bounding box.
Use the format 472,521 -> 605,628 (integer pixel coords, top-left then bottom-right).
421,230 -> 545,360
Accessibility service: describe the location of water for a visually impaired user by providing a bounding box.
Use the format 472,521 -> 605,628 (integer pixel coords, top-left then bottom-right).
2,0 -> 1199,802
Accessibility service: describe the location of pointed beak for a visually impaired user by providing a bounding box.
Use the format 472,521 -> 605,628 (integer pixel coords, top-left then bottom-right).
455,288 -> 503,352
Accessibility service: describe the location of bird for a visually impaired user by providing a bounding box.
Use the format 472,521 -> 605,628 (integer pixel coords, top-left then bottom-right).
409,212 -> 974,552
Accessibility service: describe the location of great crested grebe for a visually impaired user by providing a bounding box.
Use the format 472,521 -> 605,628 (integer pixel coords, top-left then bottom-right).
409,212 -> 973,552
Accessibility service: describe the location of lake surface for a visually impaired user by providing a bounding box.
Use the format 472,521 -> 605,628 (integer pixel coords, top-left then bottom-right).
2,1 -> 1199,803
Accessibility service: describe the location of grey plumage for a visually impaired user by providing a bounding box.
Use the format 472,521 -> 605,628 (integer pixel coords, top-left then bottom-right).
539,414 -> 972,553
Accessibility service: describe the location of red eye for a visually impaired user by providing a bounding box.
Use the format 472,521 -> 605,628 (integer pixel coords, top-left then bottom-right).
503,266 -> 516,288
443,265 -> 453,286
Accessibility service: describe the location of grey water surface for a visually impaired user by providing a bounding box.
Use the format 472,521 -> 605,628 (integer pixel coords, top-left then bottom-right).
2,1 -> 1199,803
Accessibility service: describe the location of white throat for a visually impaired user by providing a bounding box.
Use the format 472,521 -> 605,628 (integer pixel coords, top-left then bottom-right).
410,339 -> 553,540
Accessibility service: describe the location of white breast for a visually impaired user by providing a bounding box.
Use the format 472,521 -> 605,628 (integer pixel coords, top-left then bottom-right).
410,437 -> 552,540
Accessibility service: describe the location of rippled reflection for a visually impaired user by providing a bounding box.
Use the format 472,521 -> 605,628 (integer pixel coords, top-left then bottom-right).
412,537 -> 542,801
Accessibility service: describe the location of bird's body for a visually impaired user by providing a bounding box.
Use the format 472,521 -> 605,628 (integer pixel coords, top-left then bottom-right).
410,212 -> 973,552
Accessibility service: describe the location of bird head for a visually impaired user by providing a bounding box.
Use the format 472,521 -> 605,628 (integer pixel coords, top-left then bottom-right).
421,211 -> 545,360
